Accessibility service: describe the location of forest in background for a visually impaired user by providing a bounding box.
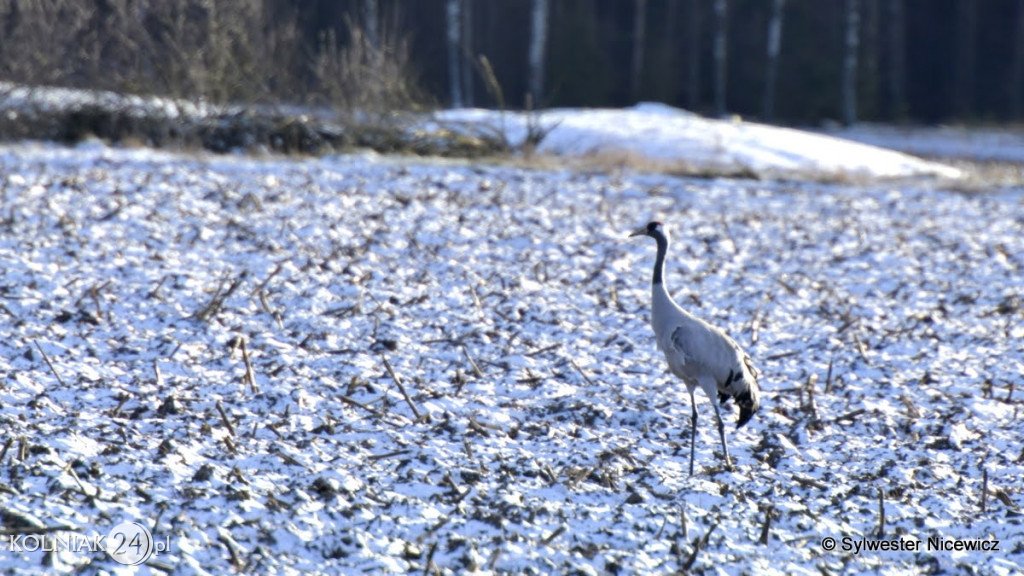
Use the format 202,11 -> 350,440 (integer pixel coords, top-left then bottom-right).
1,0 -> 1023,126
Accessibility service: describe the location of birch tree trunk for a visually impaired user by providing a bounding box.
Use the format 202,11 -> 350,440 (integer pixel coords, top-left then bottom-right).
446,0 -> 463,107
762,0 -> 785,121
841,0 -> 860,125
528,0 -> 549,105
712,0 -> 727,117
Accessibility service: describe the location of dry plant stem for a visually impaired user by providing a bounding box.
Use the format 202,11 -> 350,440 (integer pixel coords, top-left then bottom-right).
0,524 -> 73,536
195,275 -> 243,321
541,525 -> 566,546
382,355 -> 422,421
423,541 -> 438,576
462,345 -> 484,378
216,401 -> 236,437
34,341 -> 66,387
981,469 -> 988,513
241,339 -> 258,394
682,522 -> 718,572
759,505 -> 774,545
877,487 -> 885,537
570,359 -> 596,387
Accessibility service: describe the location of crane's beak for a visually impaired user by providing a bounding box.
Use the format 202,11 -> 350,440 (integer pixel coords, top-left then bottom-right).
628,225 -> 648,238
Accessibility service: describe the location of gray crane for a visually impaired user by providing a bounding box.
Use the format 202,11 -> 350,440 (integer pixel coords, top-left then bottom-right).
630,221 -> 761,475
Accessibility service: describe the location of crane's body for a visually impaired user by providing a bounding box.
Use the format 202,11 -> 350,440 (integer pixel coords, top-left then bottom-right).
630,221 -> 760,475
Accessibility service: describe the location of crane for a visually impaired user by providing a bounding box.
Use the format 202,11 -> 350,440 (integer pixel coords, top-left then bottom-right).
629,221 -> 761,475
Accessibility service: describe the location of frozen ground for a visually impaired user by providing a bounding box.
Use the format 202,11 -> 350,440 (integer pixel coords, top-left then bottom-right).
1,139 -> 1022,575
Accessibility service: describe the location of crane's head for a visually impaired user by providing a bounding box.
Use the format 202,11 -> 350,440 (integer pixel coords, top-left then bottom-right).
628,221 -> 664,239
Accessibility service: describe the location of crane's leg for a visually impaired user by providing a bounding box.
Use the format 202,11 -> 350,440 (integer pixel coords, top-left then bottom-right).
688,389 -> 698,476
711,398 -> 733,470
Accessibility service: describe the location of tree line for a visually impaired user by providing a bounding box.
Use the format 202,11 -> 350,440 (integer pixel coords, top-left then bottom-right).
2,0 -> 1023,125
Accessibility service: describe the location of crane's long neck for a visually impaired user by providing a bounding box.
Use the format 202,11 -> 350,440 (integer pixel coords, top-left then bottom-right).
651,230 -> 668,287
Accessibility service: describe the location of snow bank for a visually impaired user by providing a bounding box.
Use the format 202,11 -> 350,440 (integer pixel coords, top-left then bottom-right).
438,103 -> 963,180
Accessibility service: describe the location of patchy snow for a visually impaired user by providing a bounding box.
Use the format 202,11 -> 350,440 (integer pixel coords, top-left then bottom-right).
1,139 -> 1021,574
437,104 -> 963,181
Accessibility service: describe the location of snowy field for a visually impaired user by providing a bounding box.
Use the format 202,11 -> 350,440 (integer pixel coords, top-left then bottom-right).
1,133 -> 1023,575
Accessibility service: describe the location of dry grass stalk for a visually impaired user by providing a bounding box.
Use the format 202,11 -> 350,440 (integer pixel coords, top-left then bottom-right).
681,522 -> 718,572
540,525 -> 566,546
569,359 -> 596,387
367,449 -> 411,462
194,275 -> 244,322
759,505 -> 774,545
0,438 -> 12,464
216,401 -> 236,437
241,339 -> 258,394
461,345 -> 484,378
981,469 -> 988,513
423,541 -> 438,576
876,487 -> 886,537
34,341 -> 66,387
382,356 -> 422,421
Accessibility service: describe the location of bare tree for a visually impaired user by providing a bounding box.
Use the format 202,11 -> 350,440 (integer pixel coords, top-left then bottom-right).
886,0 -> 906,120
762,0 -> 786,121
861,0 -> 880,119
1013,0 -> 1024,118
842,0 -> 860,125
446,0 -> 463,107
461,0 -> 475,107
686,0 -> 700,110
630,0 -> 647,102
364,0 -> 379,49
653,0 -> 680,104
528,0 -> 549,105
953,0 -> 977,118
712,0 -> 727,117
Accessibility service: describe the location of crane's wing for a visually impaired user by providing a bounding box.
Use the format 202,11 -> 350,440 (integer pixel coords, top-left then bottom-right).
669,320 -> 755,395
670,322 -> 761,426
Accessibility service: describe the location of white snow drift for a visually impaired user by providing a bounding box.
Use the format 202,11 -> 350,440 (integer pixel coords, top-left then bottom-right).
437,103 -> 963,180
